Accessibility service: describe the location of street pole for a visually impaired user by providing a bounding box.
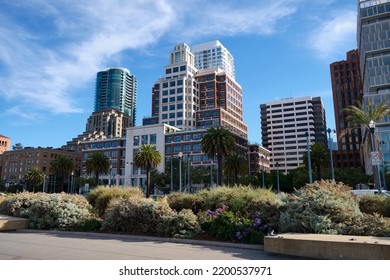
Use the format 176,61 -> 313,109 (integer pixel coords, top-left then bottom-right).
261,155 -> 265,188
179,152 -> 182,192
327,128 -> 335,180
210,160 -> 213,187
170,157 -> 173,193
369,120 -> 382,193
276,162 -> 280,193
187,154 -> 191,193
306,131 -> 313,184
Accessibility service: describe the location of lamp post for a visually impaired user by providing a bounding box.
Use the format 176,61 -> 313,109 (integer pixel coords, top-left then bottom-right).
126,162 -> 133,187
170,157 -> 173,193
210,160 -> 213,187
261,155 -> 265,188
178,152 -> 183,192
187,154 -> 191,193
306,131 -> 313,184
369,120 -> 382,193
70,171 -> 74,193
327,128 -> 335,180
276,162 -> 280,193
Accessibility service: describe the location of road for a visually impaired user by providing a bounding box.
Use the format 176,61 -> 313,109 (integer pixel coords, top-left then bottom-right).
0,230 -> 300,260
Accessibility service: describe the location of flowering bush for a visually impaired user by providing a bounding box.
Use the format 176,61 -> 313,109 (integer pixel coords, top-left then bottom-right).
157,209 -> 201,238
198,205 -> 268,244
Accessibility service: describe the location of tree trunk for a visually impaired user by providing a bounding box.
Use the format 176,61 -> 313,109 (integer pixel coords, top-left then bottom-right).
146,168 -> 151,198
217,155 -> 223,186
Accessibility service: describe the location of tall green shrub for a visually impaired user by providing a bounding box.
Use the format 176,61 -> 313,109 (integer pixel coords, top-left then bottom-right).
358,195 -> 390,217
280,180 -> 363,234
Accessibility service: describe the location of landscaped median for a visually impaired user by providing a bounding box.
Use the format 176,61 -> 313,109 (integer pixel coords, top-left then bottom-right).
0,180 -> 389,252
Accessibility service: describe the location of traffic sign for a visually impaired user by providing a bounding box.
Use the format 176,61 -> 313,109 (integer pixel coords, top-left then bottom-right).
371,151 -> 381,166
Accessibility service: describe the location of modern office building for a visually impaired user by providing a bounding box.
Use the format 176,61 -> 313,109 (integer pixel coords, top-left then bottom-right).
196,67 -> 248,139
358,0 -> 390,170
0,147 -> 82,192
330,49 -> 363,169
95,67 -> 137,125
0,134 -> 10,155
192,40 -> 236,79
149,43 -> 199,129
260,96 -> 327,173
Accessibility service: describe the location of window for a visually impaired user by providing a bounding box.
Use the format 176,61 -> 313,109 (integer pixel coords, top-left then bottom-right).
174,146 -> 181,153
163,82 -> 168,88
133,136 -> 139,146
174,135 -> 181,142
165,68 -> 171,74
183,144 -> 190,152
142,135 -> 148,145
150,134 -> 157,145
170,81 -> 175,87
193,144 -> 201,151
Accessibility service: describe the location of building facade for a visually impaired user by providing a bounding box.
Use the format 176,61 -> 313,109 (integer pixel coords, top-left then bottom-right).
95,67 -> 137,125
81,137 -> 126,187
358,0 -> 390,170
0,147 -> 82,192
248,143 -> 271,175
150,43 -> 199,129
330,49 -> 364,169
86,109 -> 133,138
192,40 -> 236,79
260,96 -> 327,173
0,135 -> 10,155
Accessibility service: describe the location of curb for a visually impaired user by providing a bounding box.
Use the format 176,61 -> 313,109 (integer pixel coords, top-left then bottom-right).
17,229 -> 264,251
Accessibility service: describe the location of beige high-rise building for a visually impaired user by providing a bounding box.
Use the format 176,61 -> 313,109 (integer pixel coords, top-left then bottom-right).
0,134 -> 10,155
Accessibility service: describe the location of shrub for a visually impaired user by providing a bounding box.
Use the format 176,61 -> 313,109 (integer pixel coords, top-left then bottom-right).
0,192 -> 96,230
243,194 -> 286,233
86,186 -> 144,216
196,185 -> 276,212
198,205 -> 268,244
157,209 -> 201,238
102,196 -> 174,235
167,192 -> 202,214
0,192 -> 40,217
280,180 -> 363,235
358,195 -> 390,217
346,214 -> 390,237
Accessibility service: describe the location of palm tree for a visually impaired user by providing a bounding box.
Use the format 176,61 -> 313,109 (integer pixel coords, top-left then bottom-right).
223,153 -> 248,185
24,166 -> 44,192
51,155 -> 74,192
201,126 -> 236,186
85,152 -> 110,187
343,99 -> 390,172
134,144 -> 162,198
302,142 -> 329,181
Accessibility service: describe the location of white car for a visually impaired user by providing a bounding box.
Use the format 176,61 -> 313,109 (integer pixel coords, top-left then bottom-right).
351,189 -> 390,197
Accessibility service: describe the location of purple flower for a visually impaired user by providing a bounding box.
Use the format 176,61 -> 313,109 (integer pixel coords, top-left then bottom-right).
236,231 -> 242,240
235,221 -> 243,226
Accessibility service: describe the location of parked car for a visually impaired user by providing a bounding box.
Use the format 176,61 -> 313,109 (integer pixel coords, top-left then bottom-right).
351,189 -> 390,197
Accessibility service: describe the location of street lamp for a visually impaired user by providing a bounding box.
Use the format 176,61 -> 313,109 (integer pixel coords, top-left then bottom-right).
187,154 -> 191,193
210,160 -> 213,187
306,131 -> 313,184
261,155 -> 265,188
327,128 -> 335,181
70,171 -> 74,193
126,162 -> 133,187
170,157 -> 173,193
276,162 -> 280,193
369,120 -> 382,193
178,152 -> 183,192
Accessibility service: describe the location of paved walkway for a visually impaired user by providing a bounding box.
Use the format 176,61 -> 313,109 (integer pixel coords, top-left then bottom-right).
0,230 -> 306,260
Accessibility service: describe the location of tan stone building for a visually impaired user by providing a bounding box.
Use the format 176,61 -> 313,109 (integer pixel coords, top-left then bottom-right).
0,135 -> 10,155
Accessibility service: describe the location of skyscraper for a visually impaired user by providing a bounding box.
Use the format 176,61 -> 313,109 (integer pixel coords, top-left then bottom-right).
148,43 -> 199,129
260,96 -> 326,173
95,67 -> 137,125
330,49 -> 363,169
358,0 -> 390,170
192,40 -> 236,79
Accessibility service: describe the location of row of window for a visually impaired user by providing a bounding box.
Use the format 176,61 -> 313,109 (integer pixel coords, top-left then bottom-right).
133,134 -> 157,146
85,140 -> 123,150
166,133 -> 203,143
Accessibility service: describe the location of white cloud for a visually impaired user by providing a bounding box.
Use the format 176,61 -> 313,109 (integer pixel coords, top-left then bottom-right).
307,10 -> 357,59
0,0 -> 299,120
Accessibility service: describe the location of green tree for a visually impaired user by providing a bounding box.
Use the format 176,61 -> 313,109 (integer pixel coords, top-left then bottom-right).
201,126 -> 236,186
24,166 -> 44,192
303,142 -> 329,181
51,155 -> 74,192
85,152 -> 110,187
12,143 -> 23,150
343,99 -> 390,170
223,153 -> 248,185
134,144 -> 162,198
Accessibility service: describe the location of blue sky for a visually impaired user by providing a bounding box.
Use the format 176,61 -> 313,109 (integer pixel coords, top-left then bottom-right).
0,0 -> 357,148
